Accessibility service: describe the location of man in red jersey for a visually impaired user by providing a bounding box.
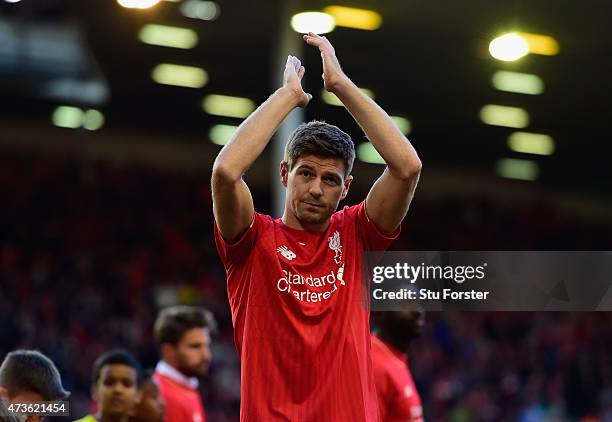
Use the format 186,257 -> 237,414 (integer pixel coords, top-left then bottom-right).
212,32 -> 422,421
153,306 -> 216,422
372,309 -> 425,422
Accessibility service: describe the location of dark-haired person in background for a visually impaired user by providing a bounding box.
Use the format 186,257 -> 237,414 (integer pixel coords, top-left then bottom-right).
74,349 -> 141,422
153,306 -> 216,422
130,370 -> 164,422
372,309 -> 425,422
0,349 -> 69,422
212,32 -> 421,421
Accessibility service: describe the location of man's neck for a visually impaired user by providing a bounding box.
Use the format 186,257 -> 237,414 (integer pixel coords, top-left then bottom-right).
281,210 -> 329,232
97,411 -> 128,422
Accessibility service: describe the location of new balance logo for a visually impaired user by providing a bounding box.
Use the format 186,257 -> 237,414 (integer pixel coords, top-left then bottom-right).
277,245 -> 297,261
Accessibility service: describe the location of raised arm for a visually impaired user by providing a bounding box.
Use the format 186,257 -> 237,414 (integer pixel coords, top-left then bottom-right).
304,33 -> 422,234
212,56 -> 312,241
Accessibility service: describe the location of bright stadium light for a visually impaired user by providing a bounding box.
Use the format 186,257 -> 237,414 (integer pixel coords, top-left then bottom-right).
117,0 -> 161,9
4,0 -> 23,4
83,110 -> 105,131
52,106 -> 83,129
492,70 -> 544,95
180,0 -> 220,21
496,158 -> 539,181
508,132 -> 555,155
489,33 -> 529,61
321,88 -> 374,106
202,95 -> 255,118
152,64 -> 208,88
357,142 -> 385,164
518,32 -> 560,56
290,12 -> 335,34
322,6 -> 382,31
139,24 -> 198,49
390,116 -> 412,135
209,124 -> 238,145
480,104 -> 529,128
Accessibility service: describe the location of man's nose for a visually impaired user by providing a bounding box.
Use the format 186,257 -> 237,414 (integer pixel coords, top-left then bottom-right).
309,179 -> 323,197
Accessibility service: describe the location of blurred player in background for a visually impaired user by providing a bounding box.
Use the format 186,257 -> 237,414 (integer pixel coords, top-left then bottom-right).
372,308 -> 425,422
153,306 -> 216,422
212,32 -> 421,421
0,350 -> 69,422
130,370 -> 164,422
74,349 -> 141,422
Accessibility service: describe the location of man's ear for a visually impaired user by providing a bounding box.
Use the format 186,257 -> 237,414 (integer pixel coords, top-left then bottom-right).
280,161 -> 289,188
340,175 -> 353,200
160,343 -> 176,365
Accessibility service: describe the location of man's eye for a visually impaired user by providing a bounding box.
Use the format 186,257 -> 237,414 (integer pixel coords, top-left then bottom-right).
300,171 -> 312,177
324,178 -> 338,185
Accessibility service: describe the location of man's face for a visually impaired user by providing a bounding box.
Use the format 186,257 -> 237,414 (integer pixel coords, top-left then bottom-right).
131,378 -> 164,422
282,154 -> 352,227
173,328 -> 212,378
391,308 -> 426,339
94,364 -> 139,419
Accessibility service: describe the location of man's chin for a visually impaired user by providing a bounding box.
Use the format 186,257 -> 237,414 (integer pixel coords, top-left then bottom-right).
297,208 -> 329,224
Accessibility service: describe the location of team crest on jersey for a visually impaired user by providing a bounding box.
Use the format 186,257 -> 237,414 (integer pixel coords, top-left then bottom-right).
328,230 -> 343,264
277,245 -> 296,261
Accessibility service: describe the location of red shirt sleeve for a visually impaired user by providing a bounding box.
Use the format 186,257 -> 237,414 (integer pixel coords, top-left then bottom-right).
346,200 -> 401,251
213,212 -> 263,267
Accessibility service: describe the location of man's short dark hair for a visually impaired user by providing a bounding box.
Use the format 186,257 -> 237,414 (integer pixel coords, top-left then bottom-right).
91,350 -> 142,387
285,120 -> 355,176
153,306 -> 216,347
0,350 -> 69,401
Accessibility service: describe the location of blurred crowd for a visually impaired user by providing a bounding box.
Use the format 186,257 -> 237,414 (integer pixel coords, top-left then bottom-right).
1,153 -> 611,421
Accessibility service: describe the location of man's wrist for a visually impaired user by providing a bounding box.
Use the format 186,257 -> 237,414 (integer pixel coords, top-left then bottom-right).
328,76 -> 354,96
276,86 -> 303,108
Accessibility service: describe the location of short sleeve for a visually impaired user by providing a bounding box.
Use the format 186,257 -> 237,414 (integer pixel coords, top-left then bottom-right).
348,200 -> 401,251
214,212 -> 262,267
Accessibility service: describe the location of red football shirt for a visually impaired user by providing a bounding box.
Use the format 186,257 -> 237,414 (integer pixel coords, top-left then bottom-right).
155,362 -> 206,422
214,201 -> 398,421
371,334 -> 423,422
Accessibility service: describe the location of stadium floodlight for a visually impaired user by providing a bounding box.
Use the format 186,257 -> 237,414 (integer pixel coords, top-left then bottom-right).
180,0 -> 220,21
321,88 -> 375,106
152,64 -> 208,88
357,142 -> 385,164
209,124 -> 238,145
139,24 -> 198,49
492,70 -> 544,95
322,6 -> 382,31
83,110 -> 105,131
496,158 -> 539,181
489,33 -> 529,61
508,132 -> 555,155
390,116 -> 412,135
480,104 -> 529,128
117,0 -> 161,9
518,32 -> 560,56
52,106 -> 83,129
290,12 -> 335,34
202,95 -> 255,118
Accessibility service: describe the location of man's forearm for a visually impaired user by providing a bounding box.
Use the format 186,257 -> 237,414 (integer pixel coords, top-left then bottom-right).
213,87 -> 300,181
334,79 -> 422,178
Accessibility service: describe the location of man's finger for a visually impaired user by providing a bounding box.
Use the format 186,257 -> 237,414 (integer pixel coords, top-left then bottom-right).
298,66 -> 305,79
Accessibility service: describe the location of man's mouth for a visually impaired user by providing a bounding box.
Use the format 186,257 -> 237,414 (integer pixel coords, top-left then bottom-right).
304,201 -> 324,208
